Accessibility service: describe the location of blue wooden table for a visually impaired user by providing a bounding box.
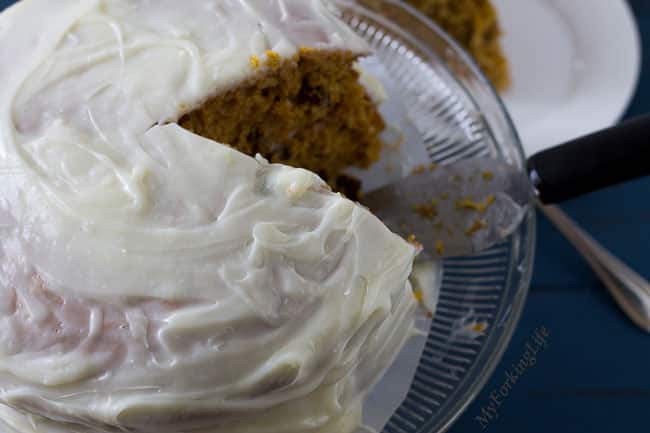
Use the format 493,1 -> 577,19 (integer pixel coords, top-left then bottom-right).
0,1 -> 648,433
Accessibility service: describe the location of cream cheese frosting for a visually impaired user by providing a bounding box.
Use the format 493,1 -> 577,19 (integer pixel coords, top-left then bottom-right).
0,0 -> 419,432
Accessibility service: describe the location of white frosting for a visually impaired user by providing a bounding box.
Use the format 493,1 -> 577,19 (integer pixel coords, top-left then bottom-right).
0,1 -> 418,432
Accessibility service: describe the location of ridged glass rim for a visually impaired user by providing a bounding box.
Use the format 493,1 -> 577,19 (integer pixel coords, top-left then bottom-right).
333,1 -> 537,432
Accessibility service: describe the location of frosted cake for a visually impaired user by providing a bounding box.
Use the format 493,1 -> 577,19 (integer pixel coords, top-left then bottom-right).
0,1 -> 422,432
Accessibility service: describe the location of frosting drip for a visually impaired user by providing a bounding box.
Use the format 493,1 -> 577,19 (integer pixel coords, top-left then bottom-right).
0,1 -> 417,432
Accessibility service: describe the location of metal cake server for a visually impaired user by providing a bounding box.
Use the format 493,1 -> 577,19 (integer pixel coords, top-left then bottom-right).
362,113 -> 650,258
361,113 -> 650,332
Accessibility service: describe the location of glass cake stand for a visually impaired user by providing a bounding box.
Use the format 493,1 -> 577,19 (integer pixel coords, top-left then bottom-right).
333,1 -> 536,432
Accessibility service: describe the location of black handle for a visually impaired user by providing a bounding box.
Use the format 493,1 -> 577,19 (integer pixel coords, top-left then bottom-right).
528,113 -> 650,204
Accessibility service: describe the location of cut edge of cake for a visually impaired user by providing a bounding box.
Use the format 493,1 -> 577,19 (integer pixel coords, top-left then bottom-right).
178,48 -> 386,198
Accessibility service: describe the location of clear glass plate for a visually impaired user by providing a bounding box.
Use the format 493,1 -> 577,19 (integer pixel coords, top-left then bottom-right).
333,1 -> 537,432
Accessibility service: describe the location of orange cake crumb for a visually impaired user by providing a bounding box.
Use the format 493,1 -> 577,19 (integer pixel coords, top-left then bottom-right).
411,163 -> 438,175
465,219 -> 488,237
435,239 -> 445,256
482,171 -> 495,181
249,55 -> 261,69
265,50 -> 282,68
471,322 -> 488,333
456,195 -> 496,213
412,201 -> 439,219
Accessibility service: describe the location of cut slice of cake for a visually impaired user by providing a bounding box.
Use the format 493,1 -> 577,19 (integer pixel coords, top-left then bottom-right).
405,0 -> 511,91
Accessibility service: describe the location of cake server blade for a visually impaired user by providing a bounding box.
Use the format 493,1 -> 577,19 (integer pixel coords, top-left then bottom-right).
361,113 -> 650,258
360,157 -> 532,258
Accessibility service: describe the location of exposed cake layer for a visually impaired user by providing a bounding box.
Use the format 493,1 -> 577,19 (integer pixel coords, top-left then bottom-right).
180,49 -> 385,196
0,1 -> 415,432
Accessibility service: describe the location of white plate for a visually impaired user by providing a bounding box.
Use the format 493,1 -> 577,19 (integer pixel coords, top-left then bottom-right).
492,0 -> 641,156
